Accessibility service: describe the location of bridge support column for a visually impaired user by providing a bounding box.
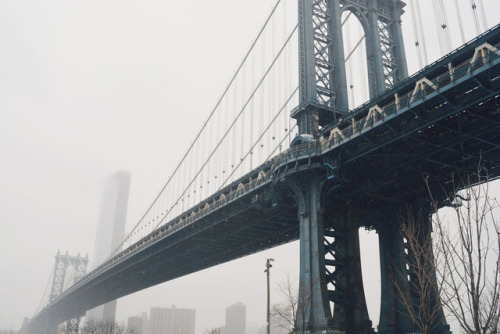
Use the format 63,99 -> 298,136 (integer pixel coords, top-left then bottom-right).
291,178 -> 374,333
377,214 -> 414,334
376,205 -> 450,334
293,179 -> 333,331
327,200 -> 373,333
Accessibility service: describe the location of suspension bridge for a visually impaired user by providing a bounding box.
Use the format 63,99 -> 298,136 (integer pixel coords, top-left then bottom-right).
28,1 -> 500,333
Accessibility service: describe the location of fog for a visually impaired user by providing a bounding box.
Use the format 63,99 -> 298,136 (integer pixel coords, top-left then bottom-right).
0,1 -> 499,333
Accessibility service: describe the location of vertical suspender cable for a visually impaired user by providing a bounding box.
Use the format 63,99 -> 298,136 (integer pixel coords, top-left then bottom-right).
262,26 -> 267,164
193,141 -> 198,204
283,0 -> 288,140
410,0 -> 424,68
208,112 -> 213,197
223,88 -> 230,190
232,80 -> 237,183
434,0 -> 445,55
215,101 -> 221,191
454,0 -> 466,44
439,0 -> 452,52
359,24 -> 367,103
470,0 -> 482,35
477,0 -> 488,31
241,64 -> 246,176
432,0 -> 451,56
345,17 -> 355,107
271,10 -> 277,158
409,0 -> 428,68
415,0 -> 428,66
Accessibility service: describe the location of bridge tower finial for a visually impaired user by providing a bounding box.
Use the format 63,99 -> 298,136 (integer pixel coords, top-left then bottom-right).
294,0 -> 408,137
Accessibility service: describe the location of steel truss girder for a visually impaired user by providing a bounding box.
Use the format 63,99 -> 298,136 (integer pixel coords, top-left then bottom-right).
334,60 -> 500,168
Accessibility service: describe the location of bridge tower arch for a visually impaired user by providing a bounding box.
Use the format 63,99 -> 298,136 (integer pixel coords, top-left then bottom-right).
46,251 -> 89,334
292,0 -> 408,137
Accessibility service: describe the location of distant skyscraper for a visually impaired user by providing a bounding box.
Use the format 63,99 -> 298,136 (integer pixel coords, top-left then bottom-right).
86,171 -> 131,322
149,306 -> 195,334
127,313 -> 148,334
225,302 -> 246,334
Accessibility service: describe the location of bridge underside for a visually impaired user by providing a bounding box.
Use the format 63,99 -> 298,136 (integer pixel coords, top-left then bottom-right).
329,71 -> 500,211
32,191 -> 300,327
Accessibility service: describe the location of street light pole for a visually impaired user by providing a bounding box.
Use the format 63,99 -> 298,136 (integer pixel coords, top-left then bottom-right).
265,258 -> 274,334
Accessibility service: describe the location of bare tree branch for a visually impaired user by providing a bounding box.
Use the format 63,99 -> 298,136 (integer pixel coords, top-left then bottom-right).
394,205 -> 447,334
429,162 -> 500,334
271,274 -> 310,334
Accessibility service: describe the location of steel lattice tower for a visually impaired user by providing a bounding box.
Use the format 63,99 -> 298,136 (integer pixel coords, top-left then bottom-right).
49,251 -> 89,334
293,0 -> 408,137
291,1 -> 448,333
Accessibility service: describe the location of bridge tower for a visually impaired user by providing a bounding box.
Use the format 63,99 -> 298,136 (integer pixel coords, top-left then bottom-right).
292,0 -> 408,138
290,1 -> 447,333
48,251 -> 89,334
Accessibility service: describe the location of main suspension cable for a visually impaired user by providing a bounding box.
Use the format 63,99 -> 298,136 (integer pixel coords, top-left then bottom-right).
112,0 -> 285,257
151,24 -> 299,232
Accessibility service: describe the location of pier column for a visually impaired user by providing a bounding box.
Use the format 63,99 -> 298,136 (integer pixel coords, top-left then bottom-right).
327,199 -> 373,333
290,178 -> 374,333
377,212 -> 414,334
291,179 -> 332,331
376,204 -> 450,334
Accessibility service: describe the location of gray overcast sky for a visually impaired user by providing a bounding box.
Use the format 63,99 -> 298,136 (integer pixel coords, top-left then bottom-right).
1,1 -> 500,333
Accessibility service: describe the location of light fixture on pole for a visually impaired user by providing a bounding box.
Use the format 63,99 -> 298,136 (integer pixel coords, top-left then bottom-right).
265,258 -> 274,334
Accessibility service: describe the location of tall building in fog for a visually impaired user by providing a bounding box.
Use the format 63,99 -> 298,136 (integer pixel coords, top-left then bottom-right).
225,302 -> 246,334
127,313 -> 148,334
149,306 -> 195,334
86,171 -> 131,322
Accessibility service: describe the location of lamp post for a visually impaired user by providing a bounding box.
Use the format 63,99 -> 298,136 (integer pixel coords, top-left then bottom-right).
265,258 -> 274,334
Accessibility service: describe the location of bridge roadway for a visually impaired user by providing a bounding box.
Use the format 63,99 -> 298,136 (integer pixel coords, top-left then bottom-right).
31,24 -> 500,331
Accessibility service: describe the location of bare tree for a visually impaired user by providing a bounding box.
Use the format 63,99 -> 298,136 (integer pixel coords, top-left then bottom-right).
271,274 -> 310,334
56,324 -> 67,334
398,161 -> 500,334
56,320 -> 81,334
97,319 -> 120,334
80,318 -> 99,334
80,318 -> 137,334
395,206 -> 448,334
430,164 -> 500,334
126,326 -> 139,334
